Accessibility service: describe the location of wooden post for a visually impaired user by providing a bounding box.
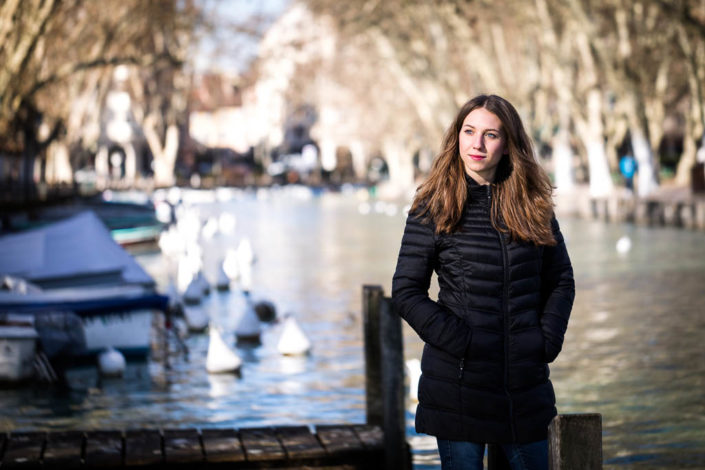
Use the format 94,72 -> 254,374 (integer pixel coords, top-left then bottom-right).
363,284 -> 384,427
380,295 -> 408,470
362,285 -> 411,470
548,413 -> 602,470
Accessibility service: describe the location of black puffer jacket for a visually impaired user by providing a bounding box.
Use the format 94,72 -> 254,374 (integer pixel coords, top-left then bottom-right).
392,177 -> 574,444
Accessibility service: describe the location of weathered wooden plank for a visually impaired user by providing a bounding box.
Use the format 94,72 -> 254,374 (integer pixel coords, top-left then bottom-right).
42,430 -> 84,469
275,425 -> 326,460
316,425 -> 364,457
84,430 -> 123,469
124,429 -> 162,467
201,428 -> 245,463
240,427 -> 286,462
350,424 -> 383,450
2,431 -> 45,469
163,428 -> 204,464
548,413 -> 602,470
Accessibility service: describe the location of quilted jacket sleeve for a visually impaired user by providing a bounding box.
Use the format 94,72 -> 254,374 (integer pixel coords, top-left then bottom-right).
392,210 -> 472,359
540,217 -> 575,363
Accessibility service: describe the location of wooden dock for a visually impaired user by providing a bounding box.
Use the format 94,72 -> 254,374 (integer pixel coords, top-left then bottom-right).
0,285 -> 602,469
1,424 -> 387,469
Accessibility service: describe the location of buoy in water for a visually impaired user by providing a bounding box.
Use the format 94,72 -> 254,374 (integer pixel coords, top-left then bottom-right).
183,278 -> 203,305
98,347 -> 126,378
183,305 -> 209,333
254,300 -> 277,323
277,313 -> 311,356
234,291 -> 261,345
616,235 -> 632,254
195,270 -> 211,296
206,327 -> 242,375
215,262 -> 230,291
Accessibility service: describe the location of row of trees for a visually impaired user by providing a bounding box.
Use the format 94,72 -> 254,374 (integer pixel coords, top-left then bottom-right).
0,0 -> 211,195
3,1 -> 703,199
293,0 -> 705,197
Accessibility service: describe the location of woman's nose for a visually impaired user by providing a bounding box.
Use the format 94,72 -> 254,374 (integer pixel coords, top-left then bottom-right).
472,135 -> 483,149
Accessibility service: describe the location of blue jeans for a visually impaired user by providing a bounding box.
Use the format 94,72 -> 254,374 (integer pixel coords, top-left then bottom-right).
436,438 -> 548,470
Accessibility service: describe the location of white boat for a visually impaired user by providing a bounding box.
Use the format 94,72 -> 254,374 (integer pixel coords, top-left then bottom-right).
0,284 -> 167,358
0,212 -> 168,359
0,315 -> 38,382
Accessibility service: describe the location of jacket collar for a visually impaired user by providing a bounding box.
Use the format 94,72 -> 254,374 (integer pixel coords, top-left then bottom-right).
465,173 -> 491,199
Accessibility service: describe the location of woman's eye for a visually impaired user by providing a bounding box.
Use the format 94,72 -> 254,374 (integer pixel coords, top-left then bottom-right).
486,133 -> 497,139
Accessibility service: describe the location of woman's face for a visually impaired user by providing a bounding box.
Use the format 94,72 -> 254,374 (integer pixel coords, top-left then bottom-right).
458,107 -> 507,185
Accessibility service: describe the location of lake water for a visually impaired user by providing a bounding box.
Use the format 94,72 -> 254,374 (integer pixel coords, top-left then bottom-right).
1,186 -> 704,469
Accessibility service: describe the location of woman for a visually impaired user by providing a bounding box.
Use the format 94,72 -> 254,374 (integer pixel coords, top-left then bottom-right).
392,94 -> 574,470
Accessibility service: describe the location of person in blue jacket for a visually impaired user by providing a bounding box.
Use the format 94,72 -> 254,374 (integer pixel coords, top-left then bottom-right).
392,95 -> 575,470
619,153 -> 637,192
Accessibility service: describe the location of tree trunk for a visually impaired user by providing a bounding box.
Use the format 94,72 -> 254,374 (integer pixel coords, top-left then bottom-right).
145,116 -> 179,188
630,126 -> 659,197
675,108 -> 701,186
552,104 -> 574,192
46,141 -> 73,184
622,91 -> 659,196
382,139 -> 415,197
584,89 -> 613,197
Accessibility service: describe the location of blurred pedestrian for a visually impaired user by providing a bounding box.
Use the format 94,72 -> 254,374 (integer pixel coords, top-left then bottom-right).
619,153 -> 637,193
392,94 -> 575,470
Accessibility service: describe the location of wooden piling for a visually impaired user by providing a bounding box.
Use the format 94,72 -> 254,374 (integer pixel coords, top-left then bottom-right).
548,413 -> 603,470
362,284 -> 384,428
362,284 -> 412,470
380,295 -> 408,470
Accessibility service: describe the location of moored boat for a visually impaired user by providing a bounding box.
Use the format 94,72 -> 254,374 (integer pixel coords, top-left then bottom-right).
0,212 -> 168,359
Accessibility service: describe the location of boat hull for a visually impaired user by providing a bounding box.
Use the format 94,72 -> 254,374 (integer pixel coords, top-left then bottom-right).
0,326 -> 38,382
82,310 -> 153,358
0,286 -> 168,360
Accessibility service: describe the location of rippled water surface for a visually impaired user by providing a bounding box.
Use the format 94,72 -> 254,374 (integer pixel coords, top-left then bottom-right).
1,188 -> 704,469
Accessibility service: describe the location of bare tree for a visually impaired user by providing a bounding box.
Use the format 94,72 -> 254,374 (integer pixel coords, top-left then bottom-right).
0,0 -> 204,195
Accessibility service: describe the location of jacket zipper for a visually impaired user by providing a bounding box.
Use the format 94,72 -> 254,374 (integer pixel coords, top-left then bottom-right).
488,184 -> 518,442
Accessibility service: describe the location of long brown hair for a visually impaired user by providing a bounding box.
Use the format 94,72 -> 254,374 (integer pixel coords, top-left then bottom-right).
412,94 -> 556,246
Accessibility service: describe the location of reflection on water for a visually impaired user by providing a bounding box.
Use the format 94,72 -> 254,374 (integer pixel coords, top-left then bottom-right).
0,188 -> 703,469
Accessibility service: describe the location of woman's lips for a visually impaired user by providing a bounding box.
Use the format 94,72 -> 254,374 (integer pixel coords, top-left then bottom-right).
469,154 -> 485,161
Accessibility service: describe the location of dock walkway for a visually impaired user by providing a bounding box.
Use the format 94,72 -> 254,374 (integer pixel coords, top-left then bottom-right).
1,424 -> 385,469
